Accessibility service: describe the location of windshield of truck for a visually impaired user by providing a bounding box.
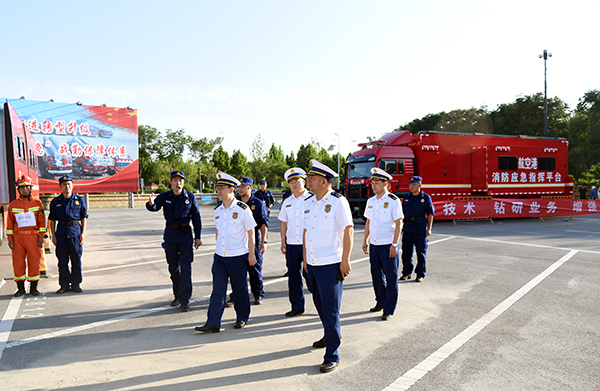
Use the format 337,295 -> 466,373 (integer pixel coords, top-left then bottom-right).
346,161 -> 375,179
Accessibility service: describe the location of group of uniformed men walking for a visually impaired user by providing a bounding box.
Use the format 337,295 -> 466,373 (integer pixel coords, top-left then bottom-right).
6,158 -> 434,374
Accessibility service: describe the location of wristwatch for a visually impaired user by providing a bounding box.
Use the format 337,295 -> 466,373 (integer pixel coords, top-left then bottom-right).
391,243 -> 398,248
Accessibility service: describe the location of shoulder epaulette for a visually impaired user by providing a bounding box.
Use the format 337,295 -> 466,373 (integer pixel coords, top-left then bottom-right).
388,193 -> 398,200
305,193 -> 315,200
237,201 -> 248,210
215,200 -> 222,210
330,191 -> 342,198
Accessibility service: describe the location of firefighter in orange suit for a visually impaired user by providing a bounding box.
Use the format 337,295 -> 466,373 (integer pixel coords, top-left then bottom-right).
6,175 -> 47,297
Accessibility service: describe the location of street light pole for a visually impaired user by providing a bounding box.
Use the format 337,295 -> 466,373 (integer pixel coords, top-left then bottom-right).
539,49 -> 552,137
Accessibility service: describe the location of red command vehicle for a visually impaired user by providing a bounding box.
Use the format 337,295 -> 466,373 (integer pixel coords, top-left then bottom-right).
1,100 -> 40,247
345,130 -> 573,220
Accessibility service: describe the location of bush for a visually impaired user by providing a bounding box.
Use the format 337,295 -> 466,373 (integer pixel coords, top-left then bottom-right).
184,184 -> 197,193
202,188 -> 213,193
156,184 -> 169,193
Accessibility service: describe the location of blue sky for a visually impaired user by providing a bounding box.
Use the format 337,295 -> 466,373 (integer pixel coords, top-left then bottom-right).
1,0 -> 599,159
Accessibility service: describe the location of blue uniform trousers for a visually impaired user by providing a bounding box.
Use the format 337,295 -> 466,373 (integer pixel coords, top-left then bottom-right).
207,254 -> 251,328
306,263 -> 343,363
164,240 -> 193,305
286,244 -> 305,312
369,244 -> 399,314
55,236 -> 83,289
401,232 -> 428,277
248,241 -> 264,299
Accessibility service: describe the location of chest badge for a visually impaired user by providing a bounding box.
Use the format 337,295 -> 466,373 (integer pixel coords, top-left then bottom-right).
251,205 -> 256,210
421,199 -> 424,203
75,201 -> 79,205
384,202 -> 389,209
325,204 -> 331,213
185,199 -> 190,204
233,212 -> 239,219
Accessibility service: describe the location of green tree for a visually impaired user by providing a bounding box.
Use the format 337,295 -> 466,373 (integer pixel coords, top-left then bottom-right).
212,145 -> 231,172
286,151 -> 297,167
138,125 -> 163,186
230,149 -> 249,179
490,93 -> 569,138
296,143 -> 317,170
265,143 -> 288,187
568,90 -> 600,178
159,128 -> 192,170
397,112 -> 443,133
190,136 -> 217,189
434,107 -> 493,134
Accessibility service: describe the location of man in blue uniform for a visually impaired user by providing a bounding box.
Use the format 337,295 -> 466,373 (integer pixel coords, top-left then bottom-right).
146,171 -> 202,312
304,159 -> 354,373
235,176 -> 268,304
254,180 -> 275,222
48,176 -> 89,294
400,176 -> 434,282
195,172 -> 256,332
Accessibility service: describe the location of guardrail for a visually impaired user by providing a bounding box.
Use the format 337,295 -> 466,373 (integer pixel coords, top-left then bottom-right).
39,193 -> 286,210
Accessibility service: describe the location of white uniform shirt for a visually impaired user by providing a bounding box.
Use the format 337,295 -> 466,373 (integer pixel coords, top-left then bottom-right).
364,191 -> 404,245
278,189 -> 311,245
304,191 -> 354,266
214,200 -> 257,257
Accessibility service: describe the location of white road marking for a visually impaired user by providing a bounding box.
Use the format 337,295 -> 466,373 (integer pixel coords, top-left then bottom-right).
0,295 -> 24,360
383,249 -> 579,391
565,229 -> 600,235
1,235 -> 452,351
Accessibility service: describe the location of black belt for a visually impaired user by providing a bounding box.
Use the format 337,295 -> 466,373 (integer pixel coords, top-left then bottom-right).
404,216 -> 426,222
166,222 -> 191,233
58,220 -> 81,226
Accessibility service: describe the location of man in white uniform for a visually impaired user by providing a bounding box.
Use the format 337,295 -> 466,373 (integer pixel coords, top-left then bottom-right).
303,159 -> 354,373
279,167 -> 311,317
362,167 -> 403,320
195,173 -> 256,332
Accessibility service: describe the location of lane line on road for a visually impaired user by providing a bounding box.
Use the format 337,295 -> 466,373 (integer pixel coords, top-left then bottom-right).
565,229 -> 600,235
2,234 -> 452,352
383,249 -> 579,391
0,295 -> 24,360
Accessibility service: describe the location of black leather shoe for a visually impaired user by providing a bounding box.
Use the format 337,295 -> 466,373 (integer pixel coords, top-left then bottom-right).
312,337 -> 326,348
56,287 -> 70,294
254,297 -> 263,305
415,276 -> 424,282
170,297 -> 180,307
370,305 -> 383,312
382,313 -> 392,321
195,324 -> 220,333
225,299 -> 234,308
320,361 -> 338,373
399,274 -> 411,281
234,320 -> 246,329
71,286 -> 83,293
285,309 -> 304,317
180,303 -> 190,312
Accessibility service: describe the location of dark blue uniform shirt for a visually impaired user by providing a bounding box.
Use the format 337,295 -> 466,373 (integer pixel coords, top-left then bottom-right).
255,189 -> 275,209
146,189 -> 202,243
236,194 -> 268,242
402,191 -> 434,235
49,194 -> 89,238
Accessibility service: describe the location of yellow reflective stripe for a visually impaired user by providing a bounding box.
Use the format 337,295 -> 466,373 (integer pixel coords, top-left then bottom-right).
6,230 -> 14,235
12,208 -> 25,213
39,227 -> 47,232
14,275 -> 26,281
27,275 -> 41,281
28,206 -> 40,212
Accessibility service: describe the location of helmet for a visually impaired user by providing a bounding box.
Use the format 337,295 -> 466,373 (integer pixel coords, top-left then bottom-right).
16,175 -> 33,187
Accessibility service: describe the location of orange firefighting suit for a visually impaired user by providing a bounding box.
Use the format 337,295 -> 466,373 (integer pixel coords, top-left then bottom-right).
6,196 -> 47,281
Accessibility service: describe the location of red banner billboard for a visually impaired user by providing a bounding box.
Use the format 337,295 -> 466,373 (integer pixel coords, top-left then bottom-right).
434,198 -> 600,220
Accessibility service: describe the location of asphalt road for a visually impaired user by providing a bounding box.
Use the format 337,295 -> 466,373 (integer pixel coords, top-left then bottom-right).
0,205 -> 598,391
